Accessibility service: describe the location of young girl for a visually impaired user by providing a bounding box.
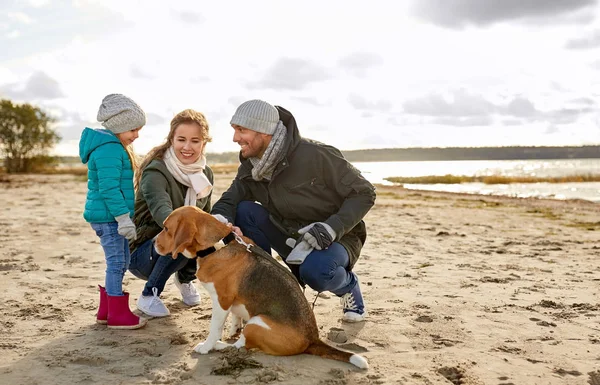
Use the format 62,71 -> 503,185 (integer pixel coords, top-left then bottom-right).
79,93 -> 147,329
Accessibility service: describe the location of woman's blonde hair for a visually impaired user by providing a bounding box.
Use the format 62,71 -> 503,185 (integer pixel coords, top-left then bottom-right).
134,109 -> 211,189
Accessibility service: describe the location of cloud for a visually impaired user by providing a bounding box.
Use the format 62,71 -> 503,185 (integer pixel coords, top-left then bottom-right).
130,65 -> 154,79
1,71 -> 64,100
502,119 -> 524,126
571,97 -> 596,106
291,96 -> 330,107
52,108 -> 95,141
547,107 -> 593,125
433,116 -> 494,127
0,1 -> 130,62
7,12 -> 34,24
6,30 -> 20,39
411,0 -> 597,28
565,30 -> 600,49
348,94 -> 392,113
171,9 -> 204,24
145,112 -> 168,126
27,0 -> 50,7
591,60 -> 600,70
402,90 -> 596,127
500,96 -> 538,117
338,52 -> 384,77
227,96 -> 248,108
246,58 -> 333,90
402,89 -> 494,117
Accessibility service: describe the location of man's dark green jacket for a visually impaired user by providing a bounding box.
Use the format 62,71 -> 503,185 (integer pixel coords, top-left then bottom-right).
212,106 -> 376,270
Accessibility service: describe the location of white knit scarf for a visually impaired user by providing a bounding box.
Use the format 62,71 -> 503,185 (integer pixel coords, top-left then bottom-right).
163,146 -> 212,206
249,121 -> 287,181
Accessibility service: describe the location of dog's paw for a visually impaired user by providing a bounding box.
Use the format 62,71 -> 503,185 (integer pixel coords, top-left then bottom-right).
214,341 -> 230,351
193,342 -> 213,354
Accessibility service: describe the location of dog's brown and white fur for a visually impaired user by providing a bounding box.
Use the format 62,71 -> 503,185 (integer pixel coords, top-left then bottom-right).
154,206 -> 368,369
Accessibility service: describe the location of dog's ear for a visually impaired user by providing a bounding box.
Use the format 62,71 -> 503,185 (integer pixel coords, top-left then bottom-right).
194,213 -> 232,249
169,214 -> 196,259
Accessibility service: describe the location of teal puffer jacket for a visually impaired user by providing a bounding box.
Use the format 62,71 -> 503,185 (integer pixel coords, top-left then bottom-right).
79,127 -> 134,223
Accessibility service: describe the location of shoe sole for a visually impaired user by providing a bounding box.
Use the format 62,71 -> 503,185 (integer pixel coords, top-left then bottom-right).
342,317 -> 366,323
136,306 -> 170,317
107,321 -> 147,330
96,319 -> 107,325
182,298 -> 201,306
342,312 -> 368,323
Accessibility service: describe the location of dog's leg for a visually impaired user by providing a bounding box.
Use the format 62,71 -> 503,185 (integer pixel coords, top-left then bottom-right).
227,314 -> 243,339
232,333 -> 246,349
194,283 -> 230,354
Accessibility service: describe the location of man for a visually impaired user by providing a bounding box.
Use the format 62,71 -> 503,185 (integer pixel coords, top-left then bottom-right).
211,100 -> 376,322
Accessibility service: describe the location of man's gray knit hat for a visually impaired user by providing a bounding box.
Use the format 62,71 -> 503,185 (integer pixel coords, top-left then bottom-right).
230,99 -> 279,135
97,93 -> 146,134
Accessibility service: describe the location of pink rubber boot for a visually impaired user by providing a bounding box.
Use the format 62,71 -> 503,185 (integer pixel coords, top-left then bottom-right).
107,292 -> 147,330
96,285 -> 108,324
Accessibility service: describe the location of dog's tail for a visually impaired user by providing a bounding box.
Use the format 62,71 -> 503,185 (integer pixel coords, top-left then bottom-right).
304,339 -> 368,369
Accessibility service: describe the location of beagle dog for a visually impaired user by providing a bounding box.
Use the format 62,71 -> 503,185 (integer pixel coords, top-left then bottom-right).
155,206 -> 368,369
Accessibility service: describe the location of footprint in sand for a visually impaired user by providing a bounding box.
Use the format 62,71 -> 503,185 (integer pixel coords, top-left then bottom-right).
589,370 -> 600,385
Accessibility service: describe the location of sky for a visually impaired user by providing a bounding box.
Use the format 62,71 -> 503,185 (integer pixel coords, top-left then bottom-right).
1,0 -> 600,156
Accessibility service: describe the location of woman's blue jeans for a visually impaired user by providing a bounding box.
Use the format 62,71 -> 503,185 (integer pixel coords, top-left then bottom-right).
234,201 -> 357,296
90,222 -> 130,297
129,238 -> 195,297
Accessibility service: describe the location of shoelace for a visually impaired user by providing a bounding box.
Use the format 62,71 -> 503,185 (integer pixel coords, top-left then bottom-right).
341,293 -> 357,311
150,287 -> 163,307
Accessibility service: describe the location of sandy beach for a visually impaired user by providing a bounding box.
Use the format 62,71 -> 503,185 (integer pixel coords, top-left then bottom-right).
0,172 -> 599,385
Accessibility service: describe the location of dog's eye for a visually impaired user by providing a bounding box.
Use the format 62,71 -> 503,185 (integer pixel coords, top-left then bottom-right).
164,226 -> 168,232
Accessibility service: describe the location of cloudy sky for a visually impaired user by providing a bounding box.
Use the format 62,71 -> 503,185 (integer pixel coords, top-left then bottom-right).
1,0 -> 600,156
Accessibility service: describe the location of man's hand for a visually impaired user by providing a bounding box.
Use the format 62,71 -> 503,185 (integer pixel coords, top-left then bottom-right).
115,214 -> 137,242
231,226 -> 243,237
298,222 -> 336,250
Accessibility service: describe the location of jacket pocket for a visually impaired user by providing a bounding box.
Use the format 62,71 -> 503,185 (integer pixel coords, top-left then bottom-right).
279,177 -> 334,219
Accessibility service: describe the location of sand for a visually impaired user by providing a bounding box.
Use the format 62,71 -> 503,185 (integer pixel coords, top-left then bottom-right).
0,173 -> 599,385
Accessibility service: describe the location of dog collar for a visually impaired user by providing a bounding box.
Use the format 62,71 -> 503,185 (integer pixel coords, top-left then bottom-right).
222,232 -> 236,245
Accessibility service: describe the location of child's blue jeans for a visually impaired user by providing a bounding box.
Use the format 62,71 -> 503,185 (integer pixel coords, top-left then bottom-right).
90,222 -> 130,297
234,201 -> 357,296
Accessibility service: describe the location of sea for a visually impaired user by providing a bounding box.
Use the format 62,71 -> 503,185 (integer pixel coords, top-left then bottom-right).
352,159 -> 600,203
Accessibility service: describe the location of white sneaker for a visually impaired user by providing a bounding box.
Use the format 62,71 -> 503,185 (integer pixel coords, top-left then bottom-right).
173,274 -> 201,306
137,287 -> 170,317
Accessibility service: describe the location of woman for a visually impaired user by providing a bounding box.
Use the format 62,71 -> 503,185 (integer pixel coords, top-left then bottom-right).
128,109 -> 214,317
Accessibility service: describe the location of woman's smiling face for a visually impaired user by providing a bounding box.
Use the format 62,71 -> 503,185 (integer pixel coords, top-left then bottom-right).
172,122 -> 205,164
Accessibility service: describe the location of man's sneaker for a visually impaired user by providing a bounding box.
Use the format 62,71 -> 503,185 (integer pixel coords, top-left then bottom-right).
340,281 -> 367,323
137,287 -> 170,317
173,274 -> 201,306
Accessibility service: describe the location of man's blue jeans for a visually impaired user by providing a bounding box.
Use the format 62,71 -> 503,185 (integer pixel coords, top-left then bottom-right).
235,201 -> 357,296
129,238 -> 194,297
90,222 -> 130,297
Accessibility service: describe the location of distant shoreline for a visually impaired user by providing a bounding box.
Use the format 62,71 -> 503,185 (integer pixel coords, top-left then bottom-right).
44,145 -> 600,164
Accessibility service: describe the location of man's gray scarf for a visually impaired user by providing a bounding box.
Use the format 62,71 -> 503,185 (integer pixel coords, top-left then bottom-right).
250,121 -> 287,181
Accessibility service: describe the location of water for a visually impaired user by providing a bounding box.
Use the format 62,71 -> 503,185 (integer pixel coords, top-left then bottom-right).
352,159 -> 600,202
